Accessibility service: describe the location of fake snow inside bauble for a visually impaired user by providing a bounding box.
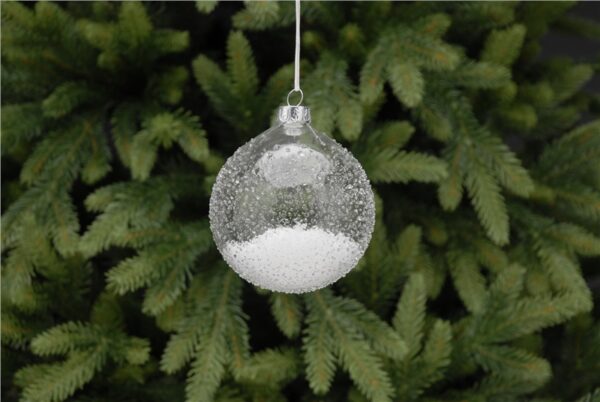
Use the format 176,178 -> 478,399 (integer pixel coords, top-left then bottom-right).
209,105 -> 375,293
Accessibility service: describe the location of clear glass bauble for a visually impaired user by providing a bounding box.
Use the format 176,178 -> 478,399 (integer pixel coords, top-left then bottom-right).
209,105 -> 375,293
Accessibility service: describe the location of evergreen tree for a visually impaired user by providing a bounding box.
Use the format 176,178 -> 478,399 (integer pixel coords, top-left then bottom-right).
2,2 -> 599,402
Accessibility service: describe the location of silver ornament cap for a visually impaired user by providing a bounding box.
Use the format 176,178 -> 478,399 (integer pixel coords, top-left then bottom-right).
278,106 -> 311,124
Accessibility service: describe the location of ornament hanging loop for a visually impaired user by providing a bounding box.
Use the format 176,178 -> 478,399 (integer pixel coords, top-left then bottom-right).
287,88 -> 304,107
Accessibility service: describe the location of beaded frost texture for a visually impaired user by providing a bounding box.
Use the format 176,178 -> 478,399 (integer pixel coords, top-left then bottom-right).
209,106 -> 375,293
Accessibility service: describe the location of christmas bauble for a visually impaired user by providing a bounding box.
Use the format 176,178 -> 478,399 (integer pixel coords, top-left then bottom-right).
209,105 -> 375,293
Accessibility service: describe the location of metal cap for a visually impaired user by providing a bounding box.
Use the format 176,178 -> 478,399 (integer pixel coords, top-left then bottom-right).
278,106 -> 311,124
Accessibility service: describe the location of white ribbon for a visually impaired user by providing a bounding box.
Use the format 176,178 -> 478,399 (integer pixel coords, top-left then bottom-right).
287,0 -> 303,106
294,0 -> 301,91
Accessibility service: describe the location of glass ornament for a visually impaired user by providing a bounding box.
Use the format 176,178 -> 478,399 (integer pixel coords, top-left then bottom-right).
209,105 -> 375,293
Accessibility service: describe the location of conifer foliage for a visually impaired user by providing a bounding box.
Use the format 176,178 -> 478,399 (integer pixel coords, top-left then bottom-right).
2,2 -> 600,402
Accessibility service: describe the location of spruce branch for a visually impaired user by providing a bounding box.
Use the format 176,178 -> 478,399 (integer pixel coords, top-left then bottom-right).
420,83 -> 534,245
1,103 -> 44,153
234,348 -> 301,388
161,270 -> 249,402
393,319 -> 452,401
303,290 -> 402,402
227,31 -> 259,100
360,24 -> 460,108
303,301 -> 336,394
481,24 -> 527,67
387,63 -> 424,108
393,273 -> 427,359
233,1 -> 285,31
447,250 -> 488,315
193,31 -> 293,135
270,293 -> 304,339
130,110 -> 209,180
465,164 -> 510,246
363,149 -> 448,184
196,1 -> 218,15
42,81 -> 102,119
447,61 -> 511,89
473,345 -> 551,391
304,54 -> 363,141
18,350 -> 104,402
17,319 -> 150,402
390,270 -> 452,400
106,221 -> 213,315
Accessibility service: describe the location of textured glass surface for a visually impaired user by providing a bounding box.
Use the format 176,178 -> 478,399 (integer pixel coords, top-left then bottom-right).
209,106 -> 375,293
